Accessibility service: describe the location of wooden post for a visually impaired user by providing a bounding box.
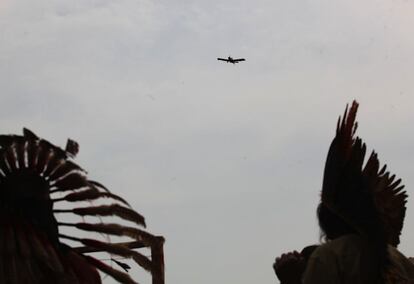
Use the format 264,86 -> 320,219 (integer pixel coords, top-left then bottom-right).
151,237 -> 165,284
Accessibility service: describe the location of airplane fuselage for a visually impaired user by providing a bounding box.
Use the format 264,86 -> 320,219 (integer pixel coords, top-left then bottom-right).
217,56 -> 246,64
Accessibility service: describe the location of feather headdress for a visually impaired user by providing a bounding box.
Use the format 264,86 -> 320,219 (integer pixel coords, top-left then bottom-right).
321,101 -> 407,246
0,128 -> 164,284
320,101 -> 407,281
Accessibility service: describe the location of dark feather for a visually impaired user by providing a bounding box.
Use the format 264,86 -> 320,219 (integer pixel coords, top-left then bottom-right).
75,238 -> 152,272
42,154 -> 64,178
5,146 -> 18,171
60,223 -> 156,246
0,153 -> 12,174
84,255 -> 137,284
0,135 -> 20,149
27,140 -> 41,169
35,143 -> 52,174
112,259 -> 131,273
66,139 -> 79,158
373,168 -> 407,247
23,128 -> 39,140
49,160 -> 85,181
322,101 -> 359,205
71,204 -> 146,227
89,180 -> 110,192
52,172 -> 89,192
56,188 -> 130,206
16,140 -> 27,169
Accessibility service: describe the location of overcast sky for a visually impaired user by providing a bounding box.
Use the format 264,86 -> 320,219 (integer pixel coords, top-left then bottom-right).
1,1 -> 414,283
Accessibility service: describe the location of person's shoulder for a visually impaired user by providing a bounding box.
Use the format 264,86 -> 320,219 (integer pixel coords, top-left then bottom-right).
308,241 -> 337,261
312,234 -> 366,258
303,242 -> 341,283
388,246 -> 414,278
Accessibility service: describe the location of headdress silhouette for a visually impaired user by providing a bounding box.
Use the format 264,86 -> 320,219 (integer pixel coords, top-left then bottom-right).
0,128 -> 162,283
320,101 -> 407,280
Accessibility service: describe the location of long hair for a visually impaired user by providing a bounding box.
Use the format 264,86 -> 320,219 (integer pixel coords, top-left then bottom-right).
317,202 -> 356,242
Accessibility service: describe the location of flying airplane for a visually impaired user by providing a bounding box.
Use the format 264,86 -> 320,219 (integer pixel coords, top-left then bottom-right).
217,56 -> 246,64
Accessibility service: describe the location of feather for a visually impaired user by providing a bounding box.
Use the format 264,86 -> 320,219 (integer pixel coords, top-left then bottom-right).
43,156 -> 64,178
52,172 -> 89,192
373,168 -> 407,247
55,188 -> 130,206
65,139 -> 79,158
35,144 -> 52,174
57,204 -> 146,227
14,140 -> 27,169
112,259 -> 131,272
0,135 -> 22,149
322,101 -> 363,207
84,255 -> 138,284
78,238 -> 152,272
0,153 -> 12,174
89,180 -> 110,192
27,140 -> 41,169
37,138 -> 68,161
379,164 -> 387,175
49,160 -> 85,181
5,146 -> 18,171
363,152 -> 379,181
59,222 -> 155,246
23,128 -> 39,140
389,178 -> 402,190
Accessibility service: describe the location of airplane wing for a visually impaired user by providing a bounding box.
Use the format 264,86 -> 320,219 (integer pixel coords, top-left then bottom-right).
234,58 -> 245,62
217,58 -> 229,62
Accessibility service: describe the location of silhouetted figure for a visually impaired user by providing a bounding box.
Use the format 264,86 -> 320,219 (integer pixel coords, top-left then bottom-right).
274,101 -> 414,283
0,128 -> 164,284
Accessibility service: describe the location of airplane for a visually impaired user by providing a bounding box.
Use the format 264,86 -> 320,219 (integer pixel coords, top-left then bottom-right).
217,56 -> 246,64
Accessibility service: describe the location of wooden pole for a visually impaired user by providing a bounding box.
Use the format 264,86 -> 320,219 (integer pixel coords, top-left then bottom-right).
151,237 -> 165,284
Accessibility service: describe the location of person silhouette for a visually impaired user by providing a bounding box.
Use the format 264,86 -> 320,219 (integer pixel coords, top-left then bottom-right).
274,101 -> 414,284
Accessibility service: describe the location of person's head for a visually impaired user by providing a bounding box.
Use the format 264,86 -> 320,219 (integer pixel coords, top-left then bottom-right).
317,202 -> 356,241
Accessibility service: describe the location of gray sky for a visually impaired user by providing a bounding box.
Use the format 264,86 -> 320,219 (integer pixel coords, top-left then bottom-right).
1,1 -> 414,283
